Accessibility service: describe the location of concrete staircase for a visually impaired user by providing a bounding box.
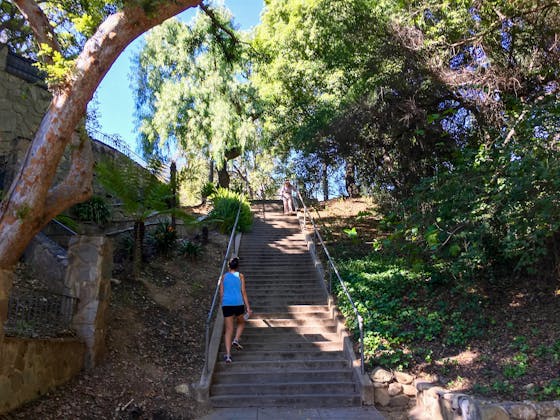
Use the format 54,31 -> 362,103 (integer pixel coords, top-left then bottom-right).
209,201 -> 362,408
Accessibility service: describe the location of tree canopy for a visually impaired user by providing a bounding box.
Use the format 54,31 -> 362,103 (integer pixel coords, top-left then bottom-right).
131,6 -> 271,201
249,0 -> 560,277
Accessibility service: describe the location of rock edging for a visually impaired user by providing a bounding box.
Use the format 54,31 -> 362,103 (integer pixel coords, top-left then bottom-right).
370,367 -> 560,419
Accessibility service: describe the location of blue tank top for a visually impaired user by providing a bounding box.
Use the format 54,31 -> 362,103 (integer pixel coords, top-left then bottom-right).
222,271 -> 243,306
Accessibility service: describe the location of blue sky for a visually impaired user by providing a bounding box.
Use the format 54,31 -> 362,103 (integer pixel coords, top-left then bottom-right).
92,0 -> 264,151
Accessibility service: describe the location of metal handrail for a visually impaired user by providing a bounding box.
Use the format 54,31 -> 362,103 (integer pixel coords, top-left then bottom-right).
86,125 -> 171,182
295,191 -> 366,375
203,204 -> 242,373
51,218 -> 78,236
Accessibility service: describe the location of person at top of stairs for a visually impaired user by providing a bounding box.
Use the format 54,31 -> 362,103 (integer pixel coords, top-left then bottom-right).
219,257 -> 253,364
280,179 -> 296,215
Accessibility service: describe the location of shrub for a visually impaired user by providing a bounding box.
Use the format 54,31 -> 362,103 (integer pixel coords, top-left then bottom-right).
208,188 -> 253,233
114,232 -> 134,262
201,182 -> 217,200
150,221 -> 177,256
178,239 -> 202,260
71,195 -> 111,225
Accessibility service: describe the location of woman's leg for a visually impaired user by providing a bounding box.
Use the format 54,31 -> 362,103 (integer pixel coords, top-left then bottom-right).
234,313 -> 245,342
224,315 -> 234,356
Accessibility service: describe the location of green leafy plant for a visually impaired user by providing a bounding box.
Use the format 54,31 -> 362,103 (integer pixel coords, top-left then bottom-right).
543,378 -> 560,398
201,182 -> 217,200
178,239 -> 202,260
149,221 -> 177,256
208,188 -> 253,233
503,352 -> 529,379
71,195 -> 111,225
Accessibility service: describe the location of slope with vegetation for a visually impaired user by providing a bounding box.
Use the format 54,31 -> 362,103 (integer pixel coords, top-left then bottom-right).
313,197 -> 560,402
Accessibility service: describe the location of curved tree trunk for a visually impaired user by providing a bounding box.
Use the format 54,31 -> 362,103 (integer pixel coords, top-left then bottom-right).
0,0 -> 202,271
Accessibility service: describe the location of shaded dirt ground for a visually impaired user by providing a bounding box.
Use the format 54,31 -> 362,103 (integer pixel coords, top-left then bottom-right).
3,230 -> 228,420
312,197 -> 560,405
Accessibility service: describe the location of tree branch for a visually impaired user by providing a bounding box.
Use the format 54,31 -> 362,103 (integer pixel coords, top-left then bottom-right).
12,0 -> 61,62
44,132 -> 94,221
200,3 -> 240,45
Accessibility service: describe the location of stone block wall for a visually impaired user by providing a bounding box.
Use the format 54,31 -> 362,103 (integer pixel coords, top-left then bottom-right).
0,45 -> 51,192
370,367 -> 560,420
0,337 -> 85,414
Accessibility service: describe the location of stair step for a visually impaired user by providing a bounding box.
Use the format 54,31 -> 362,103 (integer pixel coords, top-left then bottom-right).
250,311 -> 332,319
219,350 -> 345,361
211,381 -> 357,396
212,369 -> 354,385
244,318 -> 334,328
209,393 -> 361,408
214,359 -> 351,372
238,332 -> 341,343
251,298 -> 327,305
246,280 -> 321,286
208,205 -> 361,409
221,340 -> 342,352
250,305 -> 330,313
253,305 -> 330,313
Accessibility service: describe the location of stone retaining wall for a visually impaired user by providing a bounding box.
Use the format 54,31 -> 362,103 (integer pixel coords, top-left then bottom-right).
370,367 -> 560,420
0,337 -> 85,414
0,46 -> 50,192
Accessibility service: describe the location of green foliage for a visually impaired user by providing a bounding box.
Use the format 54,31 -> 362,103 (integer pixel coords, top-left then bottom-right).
131,7 -> 262,198
178,239 -> 202,260
116,233 -> 134,261
54,214 -> 81,233
542,378 -> 560,399
95,158 -> 172,221
208,188 -> 253,233
502,352 -> 529,379
201,182 -> 217,199
71,195 -> 111,225
336,253 -> 486,370
149,221 -> 177,256
35,46 -> 76,86
343,227 -> 358,240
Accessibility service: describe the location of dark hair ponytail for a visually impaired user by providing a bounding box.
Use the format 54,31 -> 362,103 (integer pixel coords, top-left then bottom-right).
229,257 -> 239,269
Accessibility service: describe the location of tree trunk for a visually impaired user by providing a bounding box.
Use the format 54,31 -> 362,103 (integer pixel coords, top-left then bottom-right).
202,159 -> 214,205
170,161 -> 177,230
321,162 -> 329,201
208,160 -> 214,183
218,161 -> 230,189
345,159 -> 360,198
0,0 -> 202,271
132,220 -> 145,279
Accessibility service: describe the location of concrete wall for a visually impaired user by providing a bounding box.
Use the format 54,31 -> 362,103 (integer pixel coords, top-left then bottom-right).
0,337 -> 85,414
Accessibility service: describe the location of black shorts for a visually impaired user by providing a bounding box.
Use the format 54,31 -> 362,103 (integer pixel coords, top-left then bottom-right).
222,305 -> 245,318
